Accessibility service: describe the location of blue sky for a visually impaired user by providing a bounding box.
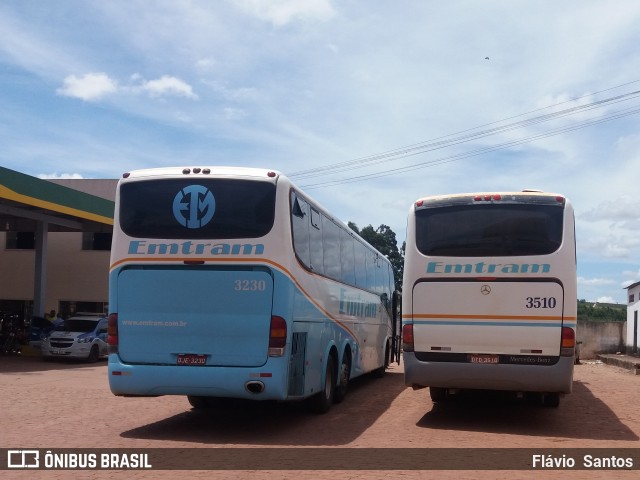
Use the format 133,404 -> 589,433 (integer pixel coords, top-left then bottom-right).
2,0 -> 640,303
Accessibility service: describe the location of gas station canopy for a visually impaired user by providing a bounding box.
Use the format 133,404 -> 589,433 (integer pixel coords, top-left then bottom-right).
0,166 -> 113,233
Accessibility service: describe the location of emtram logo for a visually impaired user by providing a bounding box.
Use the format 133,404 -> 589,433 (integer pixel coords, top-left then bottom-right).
172,185 -> 216,229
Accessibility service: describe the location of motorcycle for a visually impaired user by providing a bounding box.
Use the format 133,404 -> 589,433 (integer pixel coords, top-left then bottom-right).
0,312 -> 26,355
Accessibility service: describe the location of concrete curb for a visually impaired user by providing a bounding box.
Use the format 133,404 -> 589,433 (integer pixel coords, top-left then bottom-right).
596,353 -> 640,375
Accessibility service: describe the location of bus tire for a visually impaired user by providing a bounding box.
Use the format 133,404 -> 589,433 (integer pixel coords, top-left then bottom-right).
307,354 -> 336,414
187,396 -> 210,409
333,350 -> 351,404
541,392 -> 560,408
372,341 -> 390,378
429,387 -> 447,402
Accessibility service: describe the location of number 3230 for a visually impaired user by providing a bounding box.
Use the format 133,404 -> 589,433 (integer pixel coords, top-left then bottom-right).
234,280 -> 266,291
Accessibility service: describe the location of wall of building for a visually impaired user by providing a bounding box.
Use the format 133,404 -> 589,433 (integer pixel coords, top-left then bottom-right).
576,319 -> 627,359
47,178 -> 118,200
0,231 -> 110,317
47,233 -> 110,311
626,283 -> 640,355
0,232 -> 36,299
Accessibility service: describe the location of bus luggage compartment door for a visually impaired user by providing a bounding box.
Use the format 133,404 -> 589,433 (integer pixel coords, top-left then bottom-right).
411,280 -> 565,357
115,266 -> 274,367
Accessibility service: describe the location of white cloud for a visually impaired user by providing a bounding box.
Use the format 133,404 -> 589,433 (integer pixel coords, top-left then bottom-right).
534,93 -> 603,124
195,57 -> 217,72
37,173 -> 85,179
140,75 -> 198,99
622,268 -> 640,278
223,107 -> 247,120
173,111 -> 192,123
615,133 -> 640,155
56,73 -> 118,101
203,80 -> 259,101
577,225 -> 640,260
578,277 -> 616,286
621,269 -> 640,288
580,196 -> 639,223
596,296 -> 616,303
231,0 -> 335,26
57,73 -> 198,101
604,244 -> 633,258
226,87 -> 258,101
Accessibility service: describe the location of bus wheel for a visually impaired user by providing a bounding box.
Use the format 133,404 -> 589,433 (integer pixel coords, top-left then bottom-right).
307,354 -> 336,414
373,341 -> 390,378
541,393 -> 560,408
429,387 -> 447,403
334,352 -> 351,404
188,396 -> 211,409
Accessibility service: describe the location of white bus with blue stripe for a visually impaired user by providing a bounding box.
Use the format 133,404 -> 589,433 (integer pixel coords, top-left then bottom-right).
108,166 -> 399,413
402,191 -> 577,407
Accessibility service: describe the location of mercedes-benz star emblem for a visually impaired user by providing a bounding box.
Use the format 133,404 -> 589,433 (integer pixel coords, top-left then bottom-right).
480,285 -> 491,295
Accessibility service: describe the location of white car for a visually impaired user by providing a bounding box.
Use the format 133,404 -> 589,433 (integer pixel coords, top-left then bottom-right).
41,315 -> 108,362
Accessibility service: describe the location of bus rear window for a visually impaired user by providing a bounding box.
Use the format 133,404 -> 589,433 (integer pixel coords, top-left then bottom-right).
415,204 -> 564,257
119,179 -> 276,239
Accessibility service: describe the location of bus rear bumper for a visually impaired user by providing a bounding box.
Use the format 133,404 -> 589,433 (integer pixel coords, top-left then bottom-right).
108,355 -> 290,401
403,352 -> 574,394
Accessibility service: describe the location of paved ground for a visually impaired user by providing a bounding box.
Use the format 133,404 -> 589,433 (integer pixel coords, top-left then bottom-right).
1,355 -> 639,480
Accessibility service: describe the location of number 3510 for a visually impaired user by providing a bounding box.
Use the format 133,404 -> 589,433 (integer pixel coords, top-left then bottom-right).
525,297 -> 557,308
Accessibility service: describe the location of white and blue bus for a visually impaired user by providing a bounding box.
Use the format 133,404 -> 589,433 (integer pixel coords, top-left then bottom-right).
402,191 -> 577,407
108,166 -> 399,412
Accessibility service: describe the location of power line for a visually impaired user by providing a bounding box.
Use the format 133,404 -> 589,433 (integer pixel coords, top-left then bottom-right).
288,80 -> 640,183
300,103 -> 640,189
295,90 -> 640,180
291,89 -> 640,179
289,80 -> 640,178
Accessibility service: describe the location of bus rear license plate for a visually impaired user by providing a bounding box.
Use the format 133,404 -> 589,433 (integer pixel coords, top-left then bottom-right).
177,354 -> 207,366
469,354 -> 499,364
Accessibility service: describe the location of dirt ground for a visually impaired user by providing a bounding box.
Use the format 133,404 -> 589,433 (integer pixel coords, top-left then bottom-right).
1,356 -> 638,479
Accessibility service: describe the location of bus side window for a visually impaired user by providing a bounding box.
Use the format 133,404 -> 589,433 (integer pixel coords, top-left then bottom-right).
366,251 -> 377,291
309,208 -> 324,274
310,208 -> 321,229
354,242 -> 367,288
322,217 -> 341,280
291,193 -> 311,268
340,230 -> 356,286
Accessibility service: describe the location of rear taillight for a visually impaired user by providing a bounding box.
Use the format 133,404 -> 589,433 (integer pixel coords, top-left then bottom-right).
268,316 -> 287,357
402,323 -> 414,352
560,327 -> 575,357
108,313 -> 118,354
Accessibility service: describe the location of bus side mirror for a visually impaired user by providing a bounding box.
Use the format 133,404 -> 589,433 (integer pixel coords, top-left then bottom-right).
392,291 -> 400,321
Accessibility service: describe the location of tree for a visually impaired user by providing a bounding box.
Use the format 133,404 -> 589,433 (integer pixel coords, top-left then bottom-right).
349,222 -> 404,291
577,300 -> 626,322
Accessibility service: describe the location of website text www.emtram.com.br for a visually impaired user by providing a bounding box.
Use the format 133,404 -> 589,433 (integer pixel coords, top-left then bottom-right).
121,320 -> 187,327
3,449 -> 639,471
